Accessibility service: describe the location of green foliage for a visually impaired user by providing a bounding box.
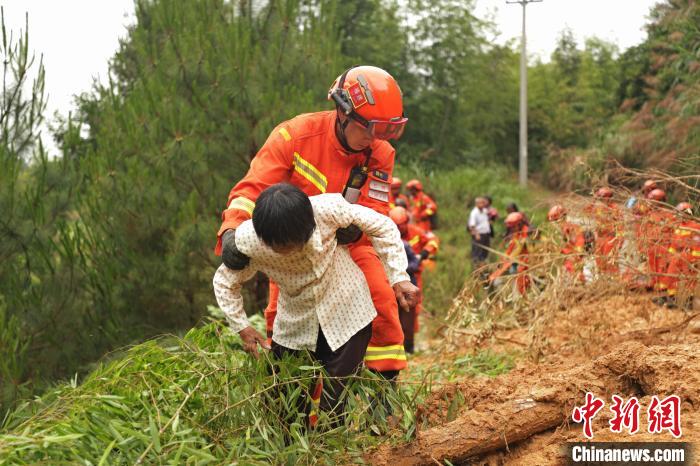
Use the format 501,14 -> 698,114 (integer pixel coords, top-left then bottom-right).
529,32 -> 622,183
398,0 -> 519,168
395,165 -> 544,317
0,8 -> 91,410
0,321 -> 416,465
548,1 -> 700,189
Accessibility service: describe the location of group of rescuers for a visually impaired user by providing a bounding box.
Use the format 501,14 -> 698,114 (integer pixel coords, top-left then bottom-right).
212,66 -> 439,426
482,181 -> 699,311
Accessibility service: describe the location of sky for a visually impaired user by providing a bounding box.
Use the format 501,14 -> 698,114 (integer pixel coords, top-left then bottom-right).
474,0 -> 660,61
1,0 -> 661,155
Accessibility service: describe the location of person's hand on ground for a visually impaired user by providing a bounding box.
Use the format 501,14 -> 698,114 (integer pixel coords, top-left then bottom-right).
238,326 -> 270,357
393,280 -> 420,311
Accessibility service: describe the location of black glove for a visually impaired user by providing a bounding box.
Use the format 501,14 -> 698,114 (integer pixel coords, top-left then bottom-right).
336,225 -> 362,245
420,249 -> 430,261
221,229 -> 250,270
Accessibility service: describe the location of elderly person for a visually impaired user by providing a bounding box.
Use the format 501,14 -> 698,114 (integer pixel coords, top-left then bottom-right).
468,197 -> 492,267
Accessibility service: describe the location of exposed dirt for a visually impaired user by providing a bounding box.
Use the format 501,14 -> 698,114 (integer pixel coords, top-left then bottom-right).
370,291 -> 700,465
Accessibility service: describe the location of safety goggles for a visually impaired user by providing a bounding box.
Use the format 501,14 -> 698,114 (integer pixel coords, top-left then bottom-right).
351,114 -> 408,140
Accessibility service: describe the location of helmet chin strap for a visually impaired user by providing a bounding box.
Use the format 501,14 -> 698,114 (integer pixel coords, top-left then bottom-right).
334,111 -> 366,153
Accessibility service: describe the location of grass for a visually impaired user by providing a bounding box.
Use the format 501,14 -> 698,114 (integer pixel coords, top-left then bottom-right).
0,165 -> 543,464
394,164 -> 550,318
0,317 -> 416,465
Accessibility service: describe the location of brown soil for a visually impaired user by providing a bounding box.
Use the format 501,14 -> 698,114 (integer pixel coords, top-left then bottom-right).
369,291 -> 700,466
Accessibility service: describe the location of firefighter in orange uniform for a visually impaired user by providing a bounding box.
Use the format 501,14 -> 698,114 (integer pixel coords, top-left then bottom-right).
655,202 -> 700,309
406,179 -> 437,231
587,187 -> 623,274
389,177 -> 410,209
389,207 -> 439,353
644,189 -> 675,292
548,205 -> 586,280
489,212 -> 530,295
215,66 -> 418,379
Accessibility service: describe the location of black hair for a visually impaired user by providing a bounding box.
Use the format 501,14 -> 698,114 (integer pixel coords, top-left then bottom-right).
252,183 -> 316,248
506,202 -> 519,212
485,196 -> 493,205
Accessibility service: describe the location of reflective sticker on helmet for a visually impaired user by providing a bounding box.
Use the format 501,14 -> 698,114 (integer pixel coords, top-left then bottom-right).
369,179 -> 390,193
368,189 -> 389,202
357,74 -> 375,105
347,82 -> 367,109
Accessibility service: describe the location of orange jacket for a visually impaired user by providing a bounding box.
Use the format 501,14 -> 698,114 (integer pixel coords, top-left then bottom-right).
669,220 -> 700,259
585,200 -> 621,239
215,111 -> 395,254
410,191 -> 437,230
490,224 -> 529,281
646,209 -> 675,250
403,224 -> 439,258
560,221 -> 585,255
389,192 -> 410,209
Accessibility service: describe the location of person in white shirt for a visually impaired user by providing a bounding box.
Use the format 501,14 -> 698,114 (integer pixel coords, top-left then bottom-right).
468,196 -> 492,267
213,183 -> 418,421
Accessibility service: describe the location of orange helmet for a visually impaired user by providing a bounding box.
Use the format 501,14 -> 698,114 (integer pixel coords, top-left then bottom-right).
389,206 -> 409,225
505,212 -> 524,228
646,188 -> 666,202
676,202 -> 693,214
594,187 -> 613,198
328,66 -> 406,140
547,205 -> 566,222
642,180 -> 658,194
406,179 -> 422,191
391,177 -> 402,189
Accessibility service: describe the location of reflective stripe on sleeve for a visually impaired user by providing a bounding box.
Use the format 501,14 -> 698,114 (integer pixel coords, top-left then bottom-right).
293,152 -> 327,193
227,196 -> 256,215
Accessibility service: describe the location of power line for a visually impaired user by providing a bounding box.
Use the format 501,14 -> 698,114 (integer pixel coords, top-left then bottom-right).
507,0 -> 542,188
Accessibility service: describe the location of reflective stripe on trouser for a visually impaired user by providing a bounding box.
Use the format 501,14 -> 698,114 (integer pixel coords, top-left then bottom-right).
308,377 -> 322,428
350,241 -> 407,372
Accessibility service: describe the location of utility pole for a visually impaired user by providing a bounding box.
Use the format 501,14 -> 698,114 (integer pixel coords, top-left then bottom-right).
507,0 -> 541,187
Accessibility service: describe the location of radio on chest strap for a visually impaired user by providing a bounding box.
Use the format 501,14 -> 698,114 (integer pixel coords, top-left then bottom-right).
343,148 -> 372,204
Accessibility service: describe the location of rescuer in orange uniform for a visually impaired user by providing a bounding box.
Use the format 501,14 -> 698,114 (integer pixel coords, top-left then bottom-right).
656,202 -> 700,309
215,66 -> 418,377
406,179 -> 437,231
389,206 -> 439,353
548,205 -> 586,280
587,187 -> 623,274
644,189 -> 675,292
389,177 -> 410,209
489,212 -> 530,295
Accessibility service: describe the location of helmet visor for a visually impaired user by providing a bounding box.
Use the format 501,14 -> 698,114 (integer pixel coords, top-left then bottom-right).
368,117 -> 408,140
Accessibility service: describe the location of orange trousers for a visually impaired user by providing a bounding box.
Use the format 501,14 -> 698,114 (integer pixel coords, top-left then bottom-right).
595,234 -> 620,274
264,240 -> 406,372
661,252 -> 699,297
647,244 -> 671,290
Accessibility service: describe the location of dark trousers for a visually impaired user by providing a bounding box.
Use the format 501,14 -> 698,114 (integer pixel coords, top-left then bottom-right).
471,233 -> 491,265
398,306 -> 416,354
271,323 -> 372,421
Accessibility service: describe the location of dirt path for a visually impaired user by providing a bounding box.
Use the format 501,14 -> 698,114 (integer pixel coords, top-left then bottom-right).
370,291 -> 700,465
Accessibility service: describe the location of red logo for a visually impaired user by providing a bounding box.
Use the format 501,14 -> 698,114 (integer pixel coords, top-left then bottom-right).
648,395 -> 682,438
609,395 -> 640,434
572,393 -> 683,439
347,82 -> 367,109
572,392 -> 605,439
